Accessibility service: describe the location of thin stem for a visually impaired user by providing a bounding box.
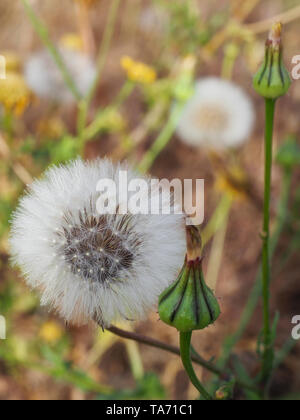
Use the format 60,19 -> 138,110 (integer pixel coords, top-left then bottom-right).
216,166 -> 292,370
137,102 -> 184,174
75,1 -> 96,57
86,0 -> 121,106
76,0 -> 121,143
107,325 -> 219,374
112,80 -> 135,109
124,340 -> 144,381
231,0 -> 261,21
22,0 -> 81,101
244,4 -> 300,34
206,196 -> 232,289
107,325 -> 256,392
0,134 -> 33,185
273,338 -> 296,371
180,332 -> 213,400
207,164 -> 293,400
77,100 -> 89,154
78,81 -> 134,147
261,98 -> 276,386
130,102 -> 167,147
202,194 -> 233,248
202,0 -> 259,60
221,44 -> 239,80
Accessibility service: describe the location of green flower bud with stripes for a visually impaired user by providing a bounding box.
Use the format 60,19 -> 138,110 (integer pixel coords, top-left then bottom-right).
158,257 -> 221,332
253,22 -> 291,99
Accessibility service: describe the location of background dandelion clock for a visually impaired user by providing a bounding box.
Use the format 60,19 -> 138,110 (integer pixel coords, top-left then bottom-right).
176,77 -> 255,150
24,48 -> 96,104
9,159 -> 186,328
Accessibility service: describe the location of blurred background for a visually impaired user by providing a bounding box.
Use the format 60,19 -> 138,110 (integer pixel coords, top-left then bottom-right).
0,0 -> 300,400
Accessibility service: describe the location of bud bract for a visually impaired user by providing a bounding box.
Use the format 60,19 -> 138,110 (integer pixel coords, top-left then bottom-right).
158,257 -> 220,332
253,23 -> 291,99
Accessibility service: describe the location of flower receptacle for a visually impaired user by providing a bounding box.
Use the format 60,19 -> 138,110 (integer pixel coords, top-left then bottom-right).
158,258 -> 220,332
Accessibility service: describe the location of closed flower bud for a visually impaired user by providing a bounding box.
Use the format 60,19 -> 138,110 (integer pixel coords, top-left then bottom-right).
253,22 -> 291,99
158,227 -> 220,332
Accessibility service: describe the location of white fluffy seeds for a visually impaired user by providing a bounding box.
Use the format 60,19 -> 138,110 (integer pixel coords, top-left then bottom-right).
177,77 -> 255,149
10,159 -> 186,328
25,48 -> 96,104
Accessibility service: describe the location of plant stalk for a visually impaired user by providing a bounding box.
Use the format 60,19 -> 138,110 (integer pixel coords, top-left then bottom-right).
137,102 -> 184,174
180,332 -> 213,400
86,0 -> 121,106
107,326 -> 257,393
216,165 -> 292,371
76,0 -> 121,144
22,0 -> 81,101
261,98 -> 276,386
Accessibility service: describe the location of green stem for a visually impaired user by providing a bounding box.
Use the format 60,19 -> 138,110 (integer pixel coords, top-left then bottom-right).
137,102 -> 184,174
104,325 -> 257,392
86,0 -> 121,106
180,332 -> 213,400
202,193 -> 233,248
221,44 -> 239,80
261,98 -> 276,386
76,0 -> 121,145
77,100 -> 88,154
216,166 -> 292,371
273,338 -> 296,371
209,163 -> 292,399
124,340 -> 144,381
77,81 -> 134,148
206,195 -> 232,289
112,80 -> 135,108
22,0 -> 81,102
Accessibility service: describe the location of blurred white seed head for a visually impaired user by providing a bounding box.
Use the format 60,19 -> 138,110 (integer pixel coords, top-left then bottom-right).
177,77 -> 255,149
10,159 -> 186,328
138,6 -> 169,36
24,48 -> 96,104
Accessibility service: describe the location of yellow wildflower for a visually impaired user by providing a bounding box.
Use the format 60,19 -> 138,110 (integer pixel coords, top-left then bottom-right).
1,51 -> 22,73
0,72 -> 31,116
60,33 -> 84,52
39,321 -> 63,344
121,56 -> 157,84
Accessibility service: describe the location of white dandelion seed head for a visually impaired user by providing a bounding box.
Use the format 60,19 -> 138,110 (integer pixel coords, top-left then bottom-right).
9,159 -> 186,328
24,48 -> 96,104
177,77 -> 255,150
138,6 -> 169,36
